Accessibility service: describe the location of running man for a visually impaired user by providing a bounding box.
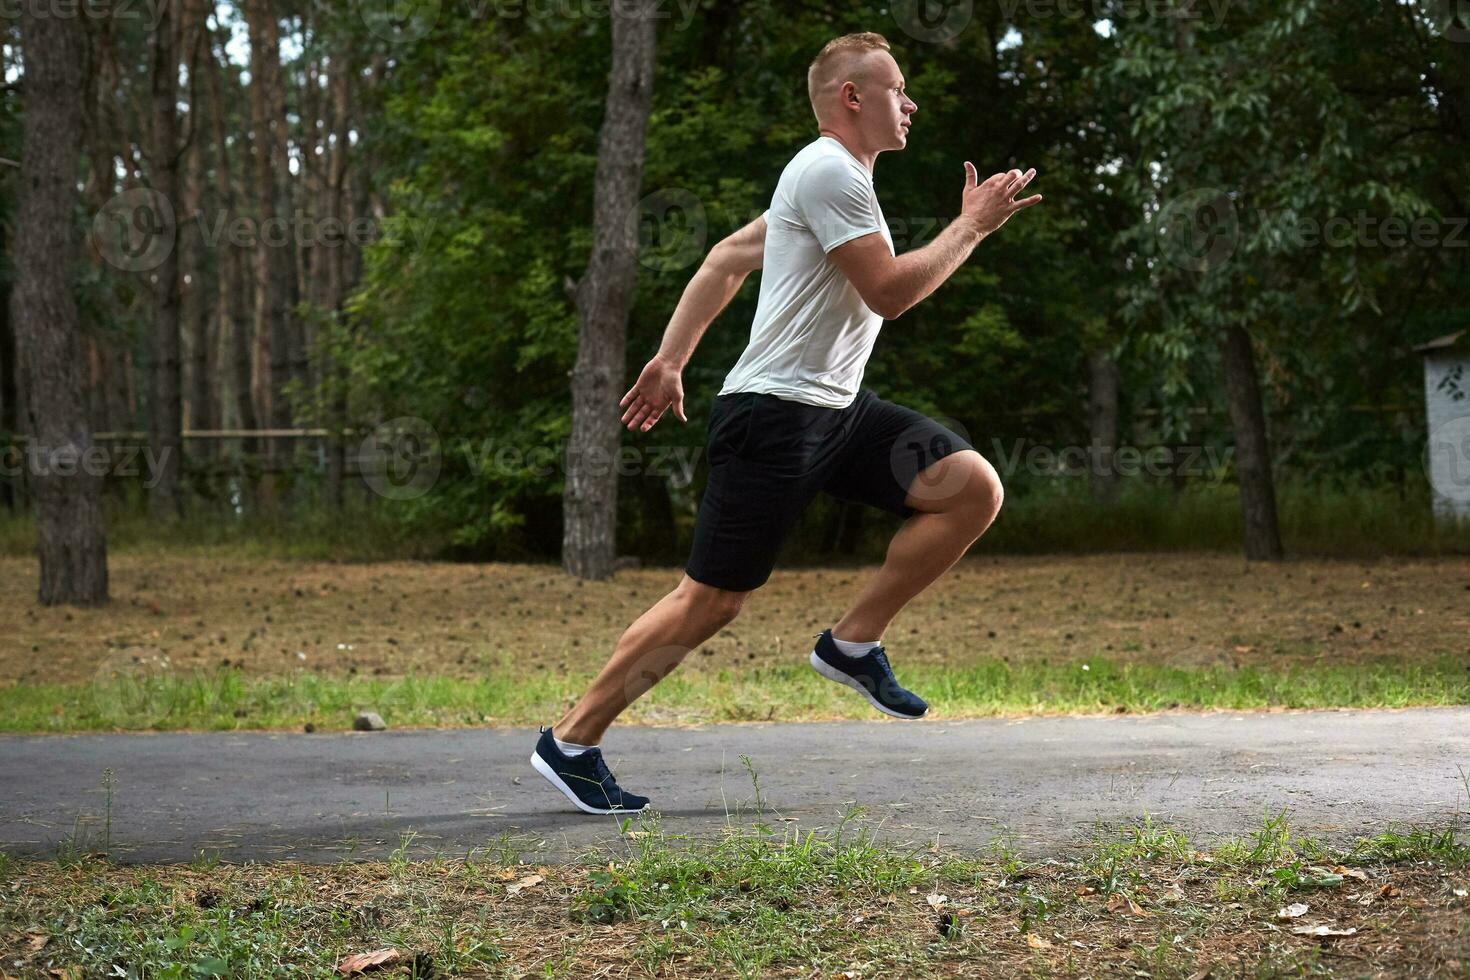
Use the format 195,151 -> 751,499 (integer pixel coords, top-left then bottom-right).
531,32 -> 1041,814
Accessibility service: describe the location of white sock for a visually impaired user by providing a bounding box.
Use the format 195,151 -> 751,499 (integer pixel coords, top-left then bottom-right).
553,735 -> 594,757
829,633 -> 880,659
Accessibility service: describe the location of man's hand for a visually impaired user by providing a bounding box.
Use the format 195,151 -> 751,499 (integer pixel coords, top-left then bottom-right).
960,164 -> 1041,239
620,355 -> 686,432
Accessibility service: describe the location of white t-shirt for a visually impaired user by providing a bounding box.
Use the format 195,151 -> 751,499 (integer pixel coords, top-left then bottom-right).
719,136 -> 894,408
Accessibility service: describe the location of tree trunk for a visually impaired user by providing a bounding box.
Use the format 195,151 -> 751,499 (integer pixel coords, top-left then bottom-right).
1087,348 -> 1121,503
0,224 -> 16,512
562,0 -> 658,580
206,20 -> 258,466
245,0 -> 292,503
322,50 -> 354,509
13,10 -> 109,605
146,0 -> 184,520
1218,324 -> 1283,560
180,0 -> 213,457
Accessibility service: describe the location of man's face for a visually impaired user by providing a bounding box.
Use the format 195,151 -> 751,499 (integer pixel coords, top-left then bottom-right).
857,52 -> 918,152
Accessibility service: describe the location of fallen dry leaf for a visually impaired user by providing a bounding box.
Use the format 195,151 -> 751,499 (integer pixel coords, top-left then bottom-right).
1332,865 -> 1369,881
1106,892 -> 1150,916
1025,933 -> 1054,950
1378,884 -> 1401,899
506,873 -> 543,896
1277,903 -> 1309,920
1291,924 -> 1358,939
24,931 -> 48,952
926,892 -> 949,907
336,948 -> 401,976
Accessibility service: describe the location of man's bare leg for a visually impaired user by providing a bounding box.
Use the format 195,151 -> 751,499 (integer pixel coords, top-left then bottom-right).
832,450 -> 1003,641
552,575 -> 750,745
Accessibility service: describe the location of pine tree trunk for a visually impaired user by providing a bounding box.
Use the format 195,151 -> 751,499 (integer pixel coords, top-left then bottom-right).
205,21 -> 258,468
1219,324 -> 1283,560
147,0 -> 184,519
0,224 -> 16,513
180,0 -> 213,458
1087,348 -> 1120,503
13,10 -> 109,605
245,0 -> 292,504
562,0 -> 657,580
322,51 -> 354,510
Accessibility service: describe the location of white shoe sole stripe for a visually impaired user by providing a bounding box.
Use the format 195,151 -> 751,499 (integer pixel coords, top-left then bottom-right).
809,651 -> 927,719
530,749 -> 650,815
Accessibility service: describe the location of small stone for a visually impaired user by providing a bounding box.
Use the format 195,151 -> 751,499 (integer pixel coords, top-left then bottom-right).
353,711 -> 386,732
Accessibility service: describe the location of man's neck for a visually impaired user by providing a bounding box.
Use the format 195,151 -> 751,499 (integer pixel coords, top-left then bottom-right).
817,128 -> 877,173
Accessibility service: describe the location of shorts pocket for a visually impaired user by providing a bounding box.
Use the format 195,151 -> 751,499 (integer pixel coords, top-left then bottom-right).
707,394 -> 757,468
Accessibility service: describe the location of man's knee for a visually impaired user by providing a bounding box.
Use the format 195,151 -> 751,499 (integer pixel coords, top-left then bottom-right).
678,577 -> 750,627
943,451 -> 1004,533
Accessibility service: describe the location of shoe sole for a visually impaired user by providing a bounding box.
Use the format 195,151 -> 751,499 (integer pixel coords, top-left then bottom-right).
809,651 -> 927,719
530,750 -> 651,816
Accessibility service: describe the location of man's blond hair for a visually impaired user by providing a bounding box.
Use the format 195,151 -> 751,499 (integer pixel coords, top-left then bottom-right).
807,32 -> 892,119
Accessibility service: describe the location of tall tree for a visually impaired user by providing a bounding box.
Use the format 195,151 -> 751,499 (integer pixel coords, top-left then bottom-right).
245,0 -> 293,499
562,0 -> 658,579
205,17 -> 258,456
146,0 -> 184,519
13,10 -> 109,604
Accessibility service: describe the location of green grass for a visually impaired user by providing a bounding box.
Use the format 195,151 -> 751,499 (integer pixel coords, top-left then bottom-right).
3,655 -> 1468,733
3,805 -> 1467,978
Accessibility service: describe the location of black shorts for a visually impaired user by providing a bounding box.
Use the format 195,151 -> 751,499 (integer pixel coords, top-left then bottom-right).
685,389 -> 975,592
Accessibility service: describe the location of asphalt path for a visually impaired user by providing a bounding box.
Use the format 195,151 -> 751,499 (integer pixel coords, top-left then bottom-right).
1,707 -> 1466,863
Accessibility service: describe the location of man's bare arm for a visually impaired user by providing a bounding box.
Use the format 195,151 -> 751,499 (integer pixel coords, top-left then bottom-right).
830,164 -> 1040,320
620,216 -> 766,432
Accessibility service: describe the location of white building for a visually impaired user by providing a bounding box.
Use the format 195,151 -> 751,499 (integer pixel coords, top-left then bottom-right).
1414,330 -> 1470,523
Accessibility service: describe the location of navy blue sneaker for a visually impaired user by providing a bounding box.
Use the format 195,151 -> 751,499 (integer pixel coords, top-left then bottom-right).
809,630 -> 929,719
530,727 -> 652,815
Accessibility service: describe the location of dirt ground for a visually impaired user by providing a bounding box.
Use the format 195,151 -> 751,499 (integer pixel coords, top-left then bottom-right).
4,553 -> 1469,688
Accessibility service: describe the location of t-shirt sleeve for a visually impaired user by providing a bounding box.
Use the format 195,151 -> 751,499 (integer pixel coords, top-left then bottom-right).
793,156 -> 883,253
